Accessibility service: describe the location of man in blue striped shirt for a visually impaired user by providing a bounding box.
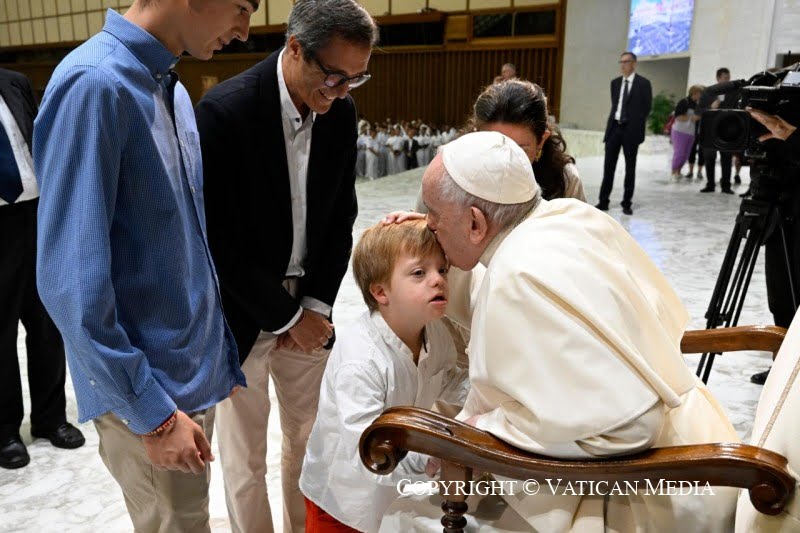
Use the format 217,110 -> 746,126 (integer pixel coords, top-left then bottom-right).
34,1 -> 257,529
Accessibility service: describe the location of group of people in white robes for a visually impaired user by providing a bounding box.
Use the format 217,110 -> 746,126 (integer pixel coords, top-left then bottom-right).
355,118 -> 462,179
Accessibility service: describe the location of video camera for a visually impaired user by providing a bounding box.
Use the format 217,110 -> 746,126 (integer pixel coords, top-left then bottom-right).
699,64 -> 800,201
699,63 -> 800,162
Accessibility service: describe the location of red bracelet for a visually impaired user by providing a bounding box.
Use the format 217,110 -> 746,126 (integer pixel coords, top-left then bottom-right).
143,410 -> 178,437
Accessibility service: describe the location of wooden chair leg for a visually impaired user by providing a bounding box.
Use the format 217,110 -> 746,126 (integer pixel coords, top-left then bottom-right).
440,461 -> 473,533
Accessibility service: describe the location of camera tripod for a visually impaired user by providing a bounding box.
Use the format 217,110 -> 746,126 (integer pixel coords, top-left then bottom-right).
695,196 -> 798,383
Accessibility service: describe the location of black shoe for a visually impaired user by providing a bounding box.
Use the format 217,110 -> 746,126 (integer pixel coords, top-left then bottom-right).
734,174 -> 742,184
750,368 -> 771,385
721,188 -> 734,194
700,186 -> 715,193
622,205 -> 633,215
594,203 -> 609,211
740,188 -> 752,198
0,435 -> 30,469
32,422 -> 85,449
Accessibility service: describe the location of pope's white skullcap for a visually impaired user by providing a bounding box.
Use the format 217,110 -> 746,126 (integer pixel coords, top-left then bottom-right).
441,131 -> 536,204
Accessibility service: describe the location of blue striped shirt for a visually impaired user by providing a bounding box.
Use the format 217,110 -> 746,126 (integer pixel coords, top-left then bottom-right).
34,10 -> 246,435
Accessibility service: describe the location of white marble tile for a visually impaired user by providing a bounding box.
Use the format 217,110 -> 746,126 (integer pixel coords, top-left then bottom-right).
1,151 -> 773,531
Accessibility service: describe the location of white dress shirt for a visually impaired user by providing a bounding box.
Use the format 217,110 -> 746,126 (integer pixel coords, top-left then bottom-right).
275,49 -> 332,333
300,311 -> 469,533
0,94 -> 38,206
614,71 -> 636,122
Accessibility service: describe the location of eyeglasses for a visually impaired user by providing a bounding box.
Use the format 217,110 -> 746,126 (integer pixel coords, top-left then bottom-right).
310,54 -> 371,89
618,59 -> 634,64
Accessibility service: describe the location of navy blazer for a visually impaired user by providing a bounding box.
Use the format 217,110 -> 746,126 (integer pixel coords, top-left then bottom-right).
603,73 -> 653,145
195,50 -> 358,361
0,68 -> 37,153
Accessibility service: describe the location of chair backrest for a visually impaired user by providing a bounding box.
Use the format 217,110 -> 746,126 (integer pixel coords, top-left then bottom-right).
736,312 -> 800,531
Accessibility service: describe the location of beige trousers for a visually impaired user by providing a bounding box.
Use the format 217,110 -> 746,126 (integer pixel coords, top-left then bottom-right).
216,328 -> 329,533
93,409 -> 216,533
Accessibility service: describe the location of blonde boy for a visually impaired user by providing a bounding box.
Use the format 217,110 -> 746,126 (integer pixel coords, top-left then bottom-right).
299,219 -> 468,533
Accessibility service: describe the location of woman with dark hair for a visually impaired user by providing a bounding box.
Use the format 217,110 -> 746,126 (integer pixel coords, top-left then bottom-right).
472,79 -> 586,201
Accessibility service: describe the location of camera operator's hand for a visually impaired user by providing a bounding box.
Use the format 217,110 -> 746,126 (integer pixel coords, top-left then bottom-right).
747,107 -> 797,142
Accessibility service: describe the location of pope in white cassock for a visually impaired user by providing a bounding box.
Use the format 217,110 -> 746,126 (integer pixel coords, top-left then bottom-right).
380,131 -> 741,532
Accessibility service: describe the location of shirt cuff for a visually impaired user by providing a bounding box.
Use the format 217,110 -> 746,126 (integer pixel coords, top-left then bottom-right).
300,297 -> 332,318
110,379 -> 177,435
272,306 -> 303,335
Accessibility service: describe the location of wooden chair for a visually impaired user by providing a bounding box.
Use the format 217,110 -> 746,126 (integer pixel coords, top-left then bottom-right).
359,325 -> 794,532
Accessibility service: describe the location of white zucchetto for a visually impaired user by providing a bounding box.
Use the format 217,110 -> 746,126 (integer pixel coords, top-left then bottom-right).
441,131 -> 537,204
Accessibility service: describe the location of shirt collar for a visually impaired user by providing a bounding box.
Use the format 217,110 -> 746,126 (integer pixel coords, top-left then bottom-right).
623,72 -> 636,84
368,311 -> 429,363
277,48 -> 316,130
102,10 -> 180,80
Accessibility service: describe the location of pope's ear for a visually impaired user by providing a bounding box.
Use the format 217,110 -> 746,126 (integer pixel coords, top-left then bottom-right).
370,282 -> 389,306
469,206 -> 490,244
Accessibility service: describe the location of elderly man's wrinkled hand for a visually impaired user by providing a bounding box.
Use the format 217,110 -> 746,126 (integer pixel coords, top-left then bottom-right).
381,210 -> 426,225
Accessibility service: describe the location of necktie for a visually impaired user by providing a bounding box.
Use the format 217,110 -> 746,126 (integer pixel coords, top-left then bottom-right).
0,121 -> 23,204
620,79 -> 629,123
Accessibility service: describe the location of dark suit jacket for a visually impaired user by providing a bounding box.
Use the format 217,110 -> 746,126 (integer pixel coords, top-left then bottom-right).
195,50 -> 358,361
603,73 -> 652,145
0,68 -> 37,153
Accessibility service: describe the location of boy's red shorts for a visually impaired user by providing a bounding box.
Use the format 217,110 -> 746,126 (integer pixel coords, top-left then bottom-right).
304,496 -> 362,533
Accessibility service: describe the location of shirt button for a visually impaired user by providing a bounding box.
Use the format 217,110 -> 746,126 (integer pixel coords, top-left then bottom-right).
169,63 -> 176,70
191,186 -> 196,193
89,379 -> 96,386
122,419 -> 130,425
156,73 -> 162,80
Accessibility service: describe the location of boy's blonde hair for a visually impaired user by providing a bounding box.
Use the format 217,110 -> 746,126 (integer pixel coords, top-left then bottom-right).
353,219 -> 443,312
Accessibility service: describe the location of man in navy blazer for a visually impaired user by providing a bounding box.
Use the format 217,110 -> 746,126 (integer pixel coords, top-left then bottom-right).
596,51 -> 653,215
195,1 -> 378,530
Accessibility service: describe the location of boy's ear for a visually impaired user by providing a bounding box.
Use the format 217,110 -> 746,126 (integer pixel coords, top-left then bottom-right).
370,282 -> 390,306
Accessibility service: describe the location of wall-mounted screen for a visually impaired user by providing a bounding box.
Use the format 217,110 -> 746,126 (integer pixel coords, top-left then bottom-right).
627,0 -> 694,57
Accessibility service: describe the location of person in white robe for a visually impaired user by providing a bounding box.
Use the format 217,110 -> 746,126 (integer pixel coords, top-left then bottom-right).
376,126 -> 388,177
384,129 -> 397,176
391,127 -> 407,174
365,130 -> 381,180
356,126 -> 369,177
380,131 -> 740,533
417,126 -> 432,167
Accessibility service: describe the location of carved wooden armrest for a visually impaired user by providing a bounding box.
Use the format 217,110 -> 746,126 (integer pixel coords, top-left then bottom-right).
360,407 -> 795,518
681,325 -> 787,358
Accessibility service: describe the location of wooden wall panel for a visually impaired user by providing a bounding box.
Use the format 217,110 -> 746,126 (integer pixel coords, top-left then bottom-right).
5,46 -> 562,126
350,45 -> 562,127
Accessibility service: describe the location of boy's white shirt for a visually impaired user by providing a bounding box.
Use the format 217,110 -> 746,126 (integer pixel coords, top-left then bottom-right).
300,310 -> 469,533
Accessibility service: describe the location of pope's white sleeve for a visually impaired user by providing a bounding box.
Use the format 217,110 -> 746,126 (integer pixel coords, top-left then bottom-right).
476,400 -> 663,459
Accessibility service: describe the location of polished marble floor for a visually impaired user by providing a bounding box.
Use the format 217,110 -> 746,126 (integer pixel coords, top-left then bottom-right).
1,152 -> 776,532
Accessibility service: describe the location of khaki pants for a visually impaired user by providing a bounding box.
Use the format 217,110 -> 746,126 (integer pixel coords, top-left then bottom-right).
93,409 -> 216,533
216,330 -> 329,533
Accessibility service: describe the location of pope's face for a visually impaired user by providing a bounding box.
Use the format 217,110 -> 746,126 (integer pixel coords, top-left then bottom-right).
422,163 -> 481,270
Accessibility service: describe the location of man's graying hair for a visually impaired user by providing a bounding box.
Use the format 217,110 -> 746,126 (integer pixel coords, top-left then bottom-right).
435,149 -> 540,230
286,0 -> 379,61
